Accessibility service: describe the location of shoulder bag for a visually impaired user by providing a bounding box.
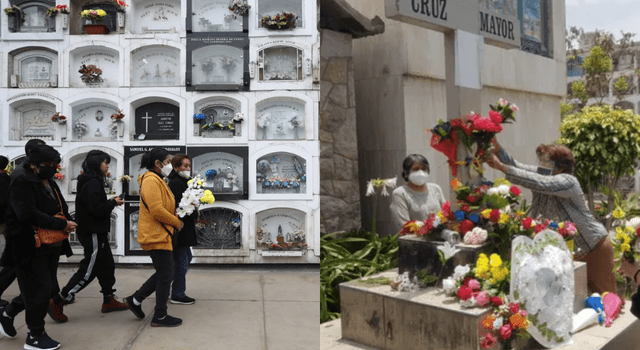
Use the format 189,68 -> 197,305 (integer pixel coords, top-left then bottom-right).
33,188 -> 69,248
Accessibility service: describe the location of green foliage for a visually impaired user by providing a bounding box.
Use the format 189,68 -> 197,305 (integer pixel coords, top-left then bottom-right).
320,231 -> 399,323
570,81 -> 588,105
559,105 -> 640,225
560,102 -> 575,119
613,76 -> 629,100
582,46 -> 612,75
415,269 -> 438,286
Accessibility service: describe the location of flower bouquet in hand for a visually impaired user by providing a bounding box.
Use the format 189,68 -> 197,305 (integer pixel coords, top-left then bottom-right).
176,174 -> 215,218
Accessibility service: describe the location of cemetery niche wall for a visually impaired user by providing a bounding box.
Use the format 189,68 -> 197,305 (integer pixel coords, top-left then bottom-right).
255,208 -> 307,256
6,97 -> 59,142
123,146 -> 186,199
188,146 -> 248,201
187,0 -> 247,33
132,0 -> 181,34
9,47 -> 58,88
130,45 -> 181,87
186,35 -> 250,91
192,96 -> 244,139
69,46 -> 120,88
71,102 -> 119,141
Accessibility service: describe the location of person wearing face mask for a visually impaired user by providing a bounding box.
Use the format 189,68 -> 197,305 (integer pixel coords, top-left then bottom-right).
484,141 -> 615,295
166,154 -> 197,305
124,148 -> 184,327
0,145 -> 76,349
47,150 -> 127,323
390,154 -> 446,233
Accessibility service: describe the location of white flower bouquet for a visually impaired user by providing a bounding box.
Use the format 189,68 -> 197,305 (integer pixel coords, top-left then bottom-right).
176,174 -> 215,218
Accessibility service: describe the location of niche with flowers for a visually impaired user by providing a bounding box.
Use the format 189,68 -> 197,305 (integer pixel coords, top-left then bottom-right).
195,207 -> 242,249
186,35 -> 249,91
69,46 -> 119,88
255,152 -> 307,196
123,145 -> 186,198
193,97 -> 243,139
187,146 -> 248,200
255,208 -> 306,252
6,0 -> 57,33
255,97 -> 305,140
9,47 -> 58,88
130,45 -> 180,87
187,0 -> 247,33
71,102 -> 119,141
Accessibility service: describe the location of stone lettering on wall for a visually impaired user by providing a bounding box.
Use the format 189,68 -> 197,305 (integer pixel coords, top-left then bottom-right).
136,0 -> 181,33
256,100 -> 305,140
70,47 -> 119,88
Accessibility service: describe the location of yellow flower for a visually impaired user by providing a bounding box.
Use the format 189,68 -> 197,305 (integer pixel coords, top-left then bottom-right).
437,211 -> 448,223
187,179 -> 193,185
515,211 -> 525,217
490,254 -> 502,268
623,234 -> 631,245
616,227 -> 624,240
613,207 -> 626,219
450,178 -> 462,190
197,179 -> 202,186
498,213 -> 509,225
621,243 -> 631,252
481,209 -> 492,219
97,9 -> 107,16
558,222 -> 564,229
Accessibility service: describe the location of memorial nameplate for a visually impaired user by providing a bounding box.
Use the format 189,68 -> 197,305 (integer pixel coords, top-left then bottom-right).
134,102 -> 180,140
256,152 -> 307,195
135,0 -> 181,34
258,0 -> 303,28
12,49 -> 58,88
10,101 -> 56,141
188,146 -> 248,200
186,35 -> 249,91
72,103 -> 119,141
259,46 -> 303,81
124,146 -> 186,197
255,208 -> 306,250
70,47 -> 119,88
188,0 -> 245,33
195,207 -> 242,249
131,46 -> 180,86
124,202 -> 147,255
256,99 -> 305,140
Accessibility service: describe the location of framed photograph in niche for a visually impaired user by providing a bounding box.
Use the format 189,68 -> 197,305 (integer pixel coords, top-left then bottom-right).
255,208 -> 306,252
124,202 -> 147,255
133,102 -> 180,141
10,48 -> 58,88
187,0 -> 247,33
187,146 -> 248,200
9,100 -> 57,141
69,46 -> 119,88
256,98 -> 305,140
257,0 -> 303,29
186,35 -> 249,91
193,98 -> 243,139
123,146 -> 186,198
255,152 -> 307,196
134,0 -> 181,34
259,46 -> 303,81
71,103 -> 119,141
131,46 -> 180,87
194,207 -> 242,249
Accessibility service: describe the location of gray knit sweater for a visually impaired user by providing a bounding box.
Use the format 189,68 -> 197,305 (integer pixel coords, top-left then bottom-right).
390,183 -> 446,233
498,148 -> 607,257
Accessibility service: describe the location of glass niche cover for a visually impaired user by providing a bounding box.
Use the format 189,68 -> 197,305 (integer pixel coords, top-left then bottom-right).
256,152 -> 306,195
72,103 -> 119,141
124,202 -> 145,255
189,146 -> 248,200
256,208 -> 306,251
195,207 -> 242,249
68,153 -> 119,195
190,0 -> 244,32
259,46 -> 303,82
131,46 -> 180,87
186,35 -> 249,91
123,146 -> 186,198
256,99 -> 305,140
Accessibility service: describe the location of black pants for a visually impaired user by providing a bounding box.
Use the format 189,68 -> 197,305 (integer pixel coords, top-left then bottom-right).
6,244 -> 61,335
133,250 -> 173,318
0,266 -> 17,298
60,234 -> 115,301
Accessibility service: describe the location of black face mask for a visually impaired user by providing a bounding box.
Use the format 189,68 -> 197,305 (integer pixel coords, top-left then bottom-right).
37,165 -> 57,180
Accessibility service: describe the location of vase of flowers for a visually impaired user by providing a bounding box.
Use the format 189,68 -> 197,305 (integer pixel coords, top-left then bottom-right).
55,5 -> 70,29
74,121 -> 88,140
79,64 -> 103,84
261,12 -> 297,30
81,9 -> 109,33
114,0 -> 128,28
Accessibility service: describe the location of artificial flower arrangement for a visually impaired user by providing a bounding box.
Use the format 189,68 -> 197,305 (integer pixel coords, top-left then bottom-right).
429,99 -> 518,176
260,175 -> 303,189
74,120 -> 88,138
611,216 -> 640,263
261,12 -> 297,30
4,5 -> 20,15
220,56 -> 237,71
56,5 -> 70,14
46,7 -> 58,17
193,113 -> 206,123
51,112 -> 67,124
228,0 -> 250,18
81,9 -> 107,22
110,109 -> 125,121
53,164 -> 64,181
78,64 -> 102,83
114,0 -> 128,12
200,57 -> 215,73
176,174 -> 215,218
202,120 -> 235,131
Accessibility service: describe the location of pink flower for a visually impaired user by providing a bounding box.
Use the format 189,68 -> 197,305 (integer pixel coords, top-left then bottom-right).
499,324 -> 512,340
491,296 -> 504,307
509,302 -> 520,314
480,333 -> 497,349
510,104 -> 519,112
489,110 -> 503,124
564,222 -> 577,236
476,291 -> 490,307
498,98 -> 508,106
520,310 -> 527,317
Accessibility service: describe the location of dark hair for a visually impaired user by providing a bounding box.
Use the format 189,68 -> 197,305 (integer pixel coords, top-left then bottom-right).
536,144 -> 575,174
140,148 -> 170,170
27,145 -> 61,166
171,154 -> 190,170
0,156 -> 8,170
25,139 -> 45,155
82,150 -> 111,178
401,154 -> 430,182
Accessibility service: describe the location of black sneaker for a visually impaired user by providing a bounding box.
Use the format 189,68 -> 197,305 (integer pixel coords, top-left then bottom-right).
0,307 -> 16,338
150,314 -> 182,327
123,295 -> 145,319
24,332 -> 60,350
170,295 -> 195,305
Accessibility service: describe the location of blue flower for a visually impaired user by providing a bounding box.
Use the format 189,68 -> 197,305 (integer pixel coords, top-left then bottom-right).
264,181 -> 270,187
283,181 -> 289,187
292,182 -> 298,188
454,210 -> 465,222
193,113 -> 206,121
301,175 -> 306,181
549,222 -> 559,230
468,214 -> 480,223
275,180 -> 281,186
205,169 -> 217,179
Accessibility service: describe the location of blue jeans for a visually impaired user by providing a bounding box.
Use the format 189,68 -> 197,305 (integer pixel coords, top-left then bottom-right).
171,246 -> 192,298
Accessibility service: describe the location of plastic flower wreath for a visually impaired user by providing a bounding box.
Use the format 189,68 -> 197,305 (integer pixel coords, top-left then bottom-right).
79,64 -> 102,83
193,113 -> 206,123
205,169 -> 217,180
228,0 -> 251,18
54,164 -> 64,181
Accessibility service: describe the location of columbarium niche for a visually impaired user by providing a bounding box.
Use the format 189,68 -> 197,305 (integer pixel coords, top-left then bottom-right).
255,208 -> 306,251
71,102 -> 119,141
195,207 -> 242,249
131,46 -> 180,87
255,152 -> 306,195
188,0 -> 245,33
189,146 -> 248,200
66,148 -> 120,195
69,46 -> 119,88
193,97 -> 242,138
255,98 -> 305,140
8,99 -> 57,141
125,202 -> 143,254
133,102 -> 180,140
258,46 -> 303,82
8,0 -> 56,33
133,0 -> 181,34
257,0 -> 303,29
186,35 -> 249,91
10,47 -> 58,88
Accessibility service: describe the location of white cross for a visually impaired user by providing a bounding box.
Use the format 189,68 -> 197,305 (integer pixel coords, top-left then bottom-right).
142,112 -> 152,133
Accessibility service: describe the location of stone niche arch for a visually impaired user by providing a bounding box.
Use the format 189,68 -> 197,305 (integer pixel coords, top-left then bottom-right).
254,207 -> 308,255
254,95 -> 309,141
68,0 -> 120,34
131,0 -> 181,34
69,44 -> 121,88
130,45 -> 181,87
8,46 -> 59,88
7,98 -> 59,142
8,0 -> 56,33
192,95 -> 243,139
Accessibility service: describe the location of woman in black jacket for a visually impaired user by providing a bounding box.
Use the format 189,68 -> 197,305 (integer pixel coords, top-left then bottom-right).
48,150 -> 127,323
0,145 -> 76,350
167,154 -> 197,305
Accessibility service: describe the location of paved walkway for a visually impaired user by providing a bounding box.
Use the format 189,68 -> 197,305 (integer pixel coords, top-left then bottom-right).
0,265 -> 319,350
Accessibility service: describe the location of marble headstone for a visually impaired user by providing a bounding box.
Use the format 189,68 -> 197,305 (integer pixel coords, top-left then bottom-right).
256,99 -> 305,140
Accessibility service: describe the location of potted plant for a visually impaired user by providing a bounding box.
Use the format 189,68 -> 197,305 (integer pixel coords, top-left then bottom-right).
4,5 -> 21,32
261,12 -> 297,30
81,8 -> 109,34
56,4 -> 70,29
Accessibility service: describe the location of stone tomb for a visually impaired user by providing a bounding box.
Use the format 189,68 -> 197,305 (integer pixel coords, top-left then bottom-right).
189,146 -> 248,200
123,146 -> 186,197
69,46 -> 119,88
71,102 -> 119,141
256,208 -> 307,254
189,0 -> 246,33
8,99 -> 57,141
186,35 -> 249,91
10,48 -> 58,88
133,102 -> 180,140
130,45 -> 180,86
133,0 -> 181,34
255,98 -> 305,140
195,206 -> 242,249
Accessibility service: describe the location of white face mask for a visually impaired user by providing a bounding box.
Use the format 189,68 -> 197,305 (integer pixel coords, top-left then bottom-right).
161,163 -> 173,177
179,170 -> 191,179
408,170 -> 429,186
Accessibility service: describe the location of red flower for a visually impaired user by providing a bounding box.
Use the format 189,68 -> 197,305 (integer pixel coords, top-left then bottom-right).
474,188 -> 483,196
480,185 -> 489,192
416,221 -> 430,237
459,219 -> 474,235
460,204 -> 470,212
451,118 -> 473,136
480,333 -> 497,349
558,227 -> 567,237
522,217 -> 533,230
466,194 -> 478,204
489,209 -> 501,223
637,227 -> 640,238
499,324 -> 512,340
471,116 -> 503,133
457,285 -> 472,301
442,201 -> 454,220
490,296 -> 504,307
509,302 -> 520,314
489,110 -> 503,124
534,224 -> 545,233
509,185 -> 521,196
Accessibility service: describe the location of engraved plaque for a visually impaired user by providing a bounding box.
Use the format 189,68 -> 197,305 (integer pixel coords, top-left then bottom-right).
131,46 -> 180,86
259,46 -> 303,81
70,47 -> 119,88
135,0 -> 181,33
10,101 -> 56,141
256,99 -> 305,140
134,102 -> 180,140
12,49 -> 58,88
188,147 -> 248,200
72,103 -> 119,141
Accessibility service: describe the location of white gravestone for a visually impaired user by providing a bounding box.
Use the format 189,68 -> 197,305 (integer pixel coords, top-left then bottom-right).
131,46 -> 180,86
11,102 -> 56,141
256,152 -> 306,195
259,46 -> 303,81
192,45 -> 244,85
72,103 -> 119,141
135,0 -> 181,33
511,230 -> 574,348
255,208 -> 305,249
70,47 -> 119,88
192,0 -> 242,32
256,99 -> 305,140
12,49 -> 58,88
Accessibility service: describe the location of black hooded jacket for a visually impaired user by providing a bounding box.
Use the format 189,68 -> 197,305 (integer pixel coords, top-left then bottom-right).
167,170 -> 198,247
75,173 -> 116,236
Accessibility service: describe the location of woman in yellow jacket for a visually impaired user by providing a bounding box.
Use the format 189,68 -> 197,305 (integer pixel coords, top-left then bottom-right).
124,148 -> 184,327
